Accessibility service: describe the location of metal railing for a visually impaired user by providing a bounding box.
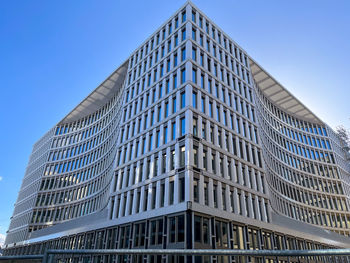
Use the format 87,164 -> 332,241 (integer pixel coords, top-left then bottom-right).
1,248 -> 350,263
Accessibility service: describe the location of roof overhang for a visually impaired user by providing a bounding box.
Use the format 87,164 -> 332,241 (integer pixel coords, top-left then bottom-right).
59,60 -> 128,124
250,60 -> 322,124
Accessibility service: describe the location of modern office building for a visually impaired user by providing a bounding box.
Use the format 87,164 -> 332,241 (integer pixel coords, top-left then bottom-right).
4,1 -> 350,261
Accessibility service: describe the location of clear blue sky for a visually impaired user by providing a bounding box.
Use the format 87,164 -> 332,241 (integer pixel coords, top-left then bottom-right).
0,0 -> 349,240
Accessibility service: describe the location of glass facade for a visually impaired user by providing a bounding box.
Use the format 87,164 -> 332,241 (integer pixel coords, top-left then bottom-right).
5,1 -> 350,259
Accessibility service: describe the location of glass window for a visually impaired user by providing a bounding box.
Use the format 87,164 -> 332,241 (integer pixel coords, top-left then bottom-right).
193,145 -> 198,167
192,68 -> 197,83
201,97 -> 205,112
179,177 -> 185,202
204,182 -> 209,205
181,92 -> 186,108
181,47 -> 186,61
182,11 -> 186,22
180,146 -> 185,166
202,122 -> 206,140
174,54 -> 178,67
165,101 -> 169,118
173,97 -> 177,113
174,34 -> 178,47
178,215 -> 185,242
181,117 -> 186,136
213,184 -> 218,208
169,180 -> 175,205
192,47 -> 197,60
172,122 -> 176,140
156,130 -> 160,147
192,92 -> 197,108
164,126 -> 168,144
209,101 -> 213,118
166,60 -> 170,72
181,68 -> 186,84
173,74 -> 177,89
194,179 -> 199,203
193,117 -> 198,136
149,134 -> 153,151
170,150 -> 175,170
182,28 -> 186,41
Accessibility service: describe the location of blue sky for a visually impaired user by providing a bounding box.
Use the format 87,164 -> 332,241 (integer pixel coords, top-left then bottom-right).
0,0 -> 349,241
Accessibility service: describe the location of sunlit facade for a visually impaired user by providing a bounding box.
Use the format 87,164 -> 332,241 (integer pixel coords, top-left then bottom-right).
5,2 -> 350,260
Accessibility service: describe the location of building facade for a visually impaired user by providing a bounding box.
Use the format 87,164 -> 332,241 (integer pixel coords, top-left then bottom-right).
4,1 -> 350,261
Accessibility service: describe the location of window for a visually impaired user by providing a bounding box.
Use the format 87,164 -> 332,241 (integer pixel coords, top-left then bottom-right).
216,106 -> 221,122
150,219 -> 163,245
181,92 -> 186,108
157,106 -> 161,122
192,28 -> 196,40
156,130 -> 160,147
165,101 -> 169,118
213,184 -> 218,208
204,181 -> 209,205
166,59 -> 171,73
170,149 -> 175,170
169,215 -> 185,243
192,47 -> 197,60
182,28 -> 186,41
193,178 -> 199,203
200,74 -> 204,89
180,146 -> 185,166
222,187 -> 226,210
168,23 -> 172,35
160,64 -> 164,77
202,122 -> 207,140
168,40 -> 171,52
161,46 -> 165,58
181,117 -> 186,136
193,145 -> 198,167
208,78 -> 212,93
181,68 -> 186,84
209,101 -> 213,118
181,11 -> 186,22
174,34 -> 178,47
173,74 -> 177,89
179,176 -> 185,202
144,187 -> 148,211
164,126 -> 168,144
150,110 -> 154,126
201,96 -> 205,112
151,184 -> 157,209
162,28 -> 166,40
181,47 -> 186,61
173,97 -> 177,113
212,153 -> 216,173
192,92 -> 197,108
172,122 -> 176,140
174,54 -> 178,67
193,117 -> 198,136
160,182 -> 165,207
169,179 -> 175,205
149,134 -> 153,151
192,68 -> 197,83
